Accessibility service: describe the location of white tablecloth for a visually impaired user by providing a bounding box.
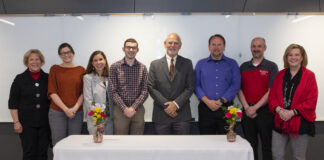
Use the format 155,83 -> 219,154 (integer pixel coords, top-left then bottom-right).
54,135 -> 253,160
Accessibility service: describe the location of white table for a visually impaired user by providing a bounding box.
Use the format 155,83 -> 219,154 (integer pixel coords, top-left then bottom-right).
54,135 -> 253,160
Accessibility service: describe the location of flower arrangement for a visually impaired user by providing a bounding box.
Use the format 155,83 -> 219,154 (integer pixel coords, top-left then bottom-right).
88,102 -> 109,126
222,104 -> 242,142
222,104 -> 243,124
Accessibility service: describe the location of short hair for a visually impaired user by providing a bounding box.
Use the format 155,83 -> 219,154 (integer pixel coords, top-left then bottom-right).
251,37 -> 266,47
208,34 -> 226,46
84,50 -> 109,77
123,38 -> 138,48
58,42 -> 75,55
165,33 -> 182,43
23,49 -> 45,67
283,44 -> 308,68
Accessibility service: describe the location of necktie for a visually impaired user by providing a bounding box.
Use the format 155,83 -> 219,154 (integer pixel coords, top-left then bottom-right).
104,81 -> 110,117
170,58 -> 175,81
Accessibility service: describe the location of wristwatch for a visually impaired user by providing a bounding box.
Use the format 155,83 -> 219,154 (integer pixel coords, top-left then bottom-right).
220,98 -> 225,104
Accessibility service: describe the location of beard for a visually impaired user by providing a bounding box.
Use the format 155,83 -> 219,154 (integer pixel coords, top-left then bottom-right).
211,51 -> 222,59
167,50 -> 178,57
252,51 -> 263,59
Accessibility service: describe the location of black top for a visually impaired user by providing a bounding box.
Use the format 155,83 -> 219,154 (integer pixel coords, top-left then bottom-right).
282,67 -> 302,109
274,68 -> 315,136
8,69 -> 50,127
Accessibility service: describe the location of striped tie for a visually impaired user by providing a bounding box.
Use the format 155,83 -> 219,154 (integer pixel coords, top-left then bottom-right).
170,58 -> 175,81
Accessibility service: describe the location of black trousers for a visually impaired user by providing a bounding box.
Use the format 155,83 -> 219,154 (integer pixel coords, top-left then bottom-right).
198,101 -> 233,135
19,125 -> 50,160
241,104 -> 274,160
154,120 -> 191,135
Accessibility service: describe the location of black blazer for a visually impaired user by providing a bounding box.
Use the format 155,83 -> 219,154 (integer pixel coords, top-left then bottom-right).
8,69 -> 50,127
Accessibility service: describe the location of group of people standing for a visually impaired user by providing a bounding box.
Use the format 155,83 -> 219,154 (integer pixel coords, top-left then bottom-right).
8,33 -> 318,160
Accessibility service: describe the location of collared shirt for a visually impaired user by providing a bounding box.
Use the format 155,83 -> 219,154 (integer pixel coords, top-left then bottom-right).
165,54 -> 180,108
166,54 -> 177,71
240,58 -> 278,104
109,58 -> 149,111
194,55 -> 241,101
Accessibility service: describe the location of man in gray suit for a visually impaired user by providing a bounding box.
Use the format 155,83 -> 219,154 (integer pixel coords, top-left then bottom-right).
148,33 -> 195,134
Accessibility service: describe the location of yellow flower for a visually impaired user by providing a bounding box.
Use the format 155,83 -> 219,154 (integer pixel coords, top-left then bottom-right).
93,117 -> 98,123
232,117 -> 235,120
229,108 -> 237,115
93,107 -> 101,113
97,114 -> 102,118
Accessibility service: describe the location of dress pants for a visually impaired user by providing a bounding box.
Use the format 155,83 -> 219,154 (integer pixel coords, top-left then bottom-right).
198,101 -> 232,135
19,124 -> 50,160
272,131 -> 310,160
154,120 -> 190,135
48,108 -> 83,146
113,105 -> 145,135
242,105 -> 274,160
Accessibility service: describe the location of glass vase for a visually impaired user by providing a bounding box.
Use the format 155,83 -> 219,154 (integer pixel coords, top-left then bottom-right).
93,123 -> 104,143
226,122 -> 236,142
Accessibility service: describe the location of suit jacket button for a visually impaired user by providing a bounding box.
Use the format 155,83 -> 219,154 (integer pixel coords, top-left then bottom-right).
36,104 -> 40,109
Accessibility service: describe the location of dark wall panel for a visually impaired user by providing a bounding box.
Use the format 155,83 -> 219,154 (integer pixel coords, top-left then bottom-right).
321,0 -> 324,12
245,0 -> 320,12
0,0 -> 5,14
4,0 -> 134,14
135,0 -> 245,13
2,0 -> 323,14
1,122 -> 324,160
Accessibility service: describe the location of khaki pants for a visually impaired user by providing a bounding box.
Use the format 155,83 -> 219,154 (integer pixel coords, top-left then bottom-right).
113,105 -> 145,135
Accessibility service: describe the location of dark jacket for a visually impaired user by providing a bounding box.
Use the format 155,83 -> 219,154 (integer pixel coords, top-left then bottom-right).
8,69 -> 50,127
148,55 -> 195,123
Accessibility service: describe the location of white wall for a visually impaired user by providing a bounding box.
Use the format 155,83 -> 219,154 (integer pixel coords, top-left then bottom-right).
0,14 -> 323,121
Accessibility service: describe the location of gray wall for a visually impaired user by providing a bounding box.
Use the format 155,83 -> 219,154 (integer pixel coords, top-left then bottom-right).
1,15 -> 324,122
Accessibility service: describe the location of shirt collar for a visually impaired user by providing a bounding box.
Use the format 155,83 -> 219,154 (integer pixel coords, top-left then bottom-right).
248,58 -> 266,68
207,54 -> 226,62
121,57 -> 139,67
166,54 -> 177,61
285,66 -> 303,80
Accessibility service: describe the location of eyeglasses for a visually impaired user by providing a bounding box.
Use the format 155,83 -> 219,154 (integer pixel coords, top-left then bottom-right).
125,46 -> 138,50
59,51 -> 73,55
166,41 -> 180,45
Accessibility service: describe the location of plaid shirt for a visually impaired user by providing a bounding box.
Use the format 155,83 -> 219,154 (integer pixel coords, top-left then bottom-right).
109,58 -> 148,111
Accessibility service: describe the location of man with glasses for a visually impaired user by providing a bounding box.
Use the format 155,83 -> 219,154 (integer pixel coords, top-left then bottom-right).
148,33 -> 195,134
109,38 -> 148,135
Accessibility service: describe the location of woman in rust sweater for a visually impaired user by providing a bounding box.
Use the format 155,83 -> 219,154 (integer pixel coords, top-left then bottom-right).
48,43 -> 85,146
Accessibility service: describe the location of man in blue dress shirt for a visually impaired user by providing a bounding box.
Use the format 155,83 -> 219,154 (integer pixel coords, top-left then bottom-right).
195,34 -> 241,134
